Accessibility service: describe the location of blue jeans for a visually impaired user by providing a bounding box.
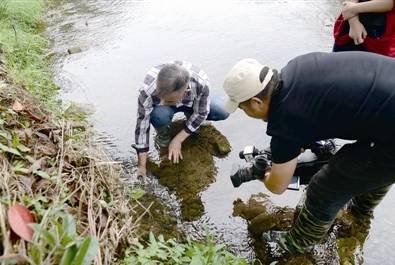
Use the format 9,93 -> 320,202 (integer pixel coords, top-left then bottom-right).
150,98 -> 229,129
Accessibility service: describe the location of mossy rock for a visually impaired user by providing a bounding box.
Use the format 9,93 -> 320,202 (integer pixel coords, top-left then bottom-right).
132,191 -> 182,241
337,237 -> 362,265
148,120 -> 231,221
234,193 -> 371,264
233,193 -> 294,235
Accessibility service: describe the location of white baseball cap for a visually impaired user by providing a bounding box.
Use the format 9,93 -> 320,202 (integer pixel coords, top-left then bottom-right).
223,58 -> 273,113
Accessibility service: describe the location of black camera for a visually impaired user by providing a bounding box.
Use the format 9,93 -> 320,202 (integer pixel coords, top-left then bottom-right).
230,140 -> 336,189
230,154 -> 270,188
230,146 -> 271,188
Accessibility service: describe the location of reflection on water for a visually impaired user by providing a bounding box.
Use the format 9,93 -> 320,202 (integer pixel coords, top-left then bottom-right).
50,0 -> 395,263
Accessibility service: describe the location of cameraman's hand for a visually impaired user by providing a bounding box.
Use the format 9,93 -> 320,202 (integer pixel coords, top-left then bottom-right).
168,137 -> 183,164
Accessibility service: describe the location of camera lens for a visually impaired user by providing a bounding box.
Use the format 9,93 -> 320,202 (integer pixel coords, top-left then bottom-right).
230,173 -> 242,187
230,165 -> 257,188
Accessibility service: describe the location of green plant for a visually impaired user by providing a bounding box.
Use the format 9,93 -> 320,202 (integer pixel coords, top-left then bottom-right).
0,1 -> 138,265
119,232 -> 249,265
0,0 -> 8,18
129,188 -> 146,200
27,213 -> 98,265
0,0 -> 59,109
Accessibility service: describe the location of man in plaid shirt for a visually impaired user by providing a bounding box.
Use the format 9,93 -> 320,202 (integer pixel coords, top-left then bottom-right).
133,61 -> 229,177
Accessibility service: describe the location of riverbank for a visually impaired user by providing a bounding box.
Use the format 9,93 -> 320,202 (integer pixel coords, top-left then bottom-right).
0,1 -> 139,264
0,1 -> 249,264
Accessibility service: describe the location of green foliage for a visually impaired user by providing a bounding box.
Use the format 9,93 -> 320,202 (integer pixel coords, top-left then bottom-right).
72,236 -> 99,265
0,0 -> 8,19
0,0 -> 44,29
0,2 -> 119,265
0,0 -> 59,107
28,212 -> 98,265
129,188 -> 146,200
118,232 -> 249,265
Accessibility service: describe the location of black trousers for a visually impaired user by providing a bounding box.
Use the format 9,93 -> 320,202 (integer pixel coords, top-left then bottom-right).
305,141 -> 395,222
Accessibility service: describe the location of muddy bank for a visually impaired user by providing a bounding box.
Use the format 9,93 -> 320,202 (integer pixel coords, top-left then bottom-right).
233,193 -> 371,265
148,120 -> 231,221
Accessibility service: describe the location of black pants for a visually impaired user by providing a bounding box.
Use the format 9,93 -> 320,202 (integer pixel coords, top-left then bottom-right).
305,141 -> 395,222
333,41 -> 367,53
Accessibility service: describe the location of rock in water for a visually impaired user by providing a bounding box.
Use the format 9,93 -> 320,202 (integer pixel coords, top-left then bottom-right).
148,120 -> 231,221
233,193 -> 371,265
67,46 -> 83,54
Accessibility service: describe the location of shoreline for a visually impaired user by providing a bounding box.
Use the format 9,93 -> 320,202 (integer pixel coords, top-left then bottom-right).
0,1 -> 137,264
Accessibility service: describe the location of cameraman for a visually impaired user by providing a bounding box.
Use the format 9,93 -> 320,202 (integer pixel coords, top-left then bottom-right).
222,51 -> 395,254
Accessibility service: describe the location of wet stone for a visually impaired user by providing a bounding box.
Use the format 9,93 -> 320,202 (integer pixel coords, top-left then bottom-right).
67,46 -> 83,54
336,237 -> 363,265
233,193 -> 372,265
148,120 -> 231,221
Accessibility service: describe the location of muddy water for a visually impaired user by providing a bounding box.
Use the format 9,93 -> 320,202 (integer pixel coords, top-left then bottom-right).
49,0 -> 395,263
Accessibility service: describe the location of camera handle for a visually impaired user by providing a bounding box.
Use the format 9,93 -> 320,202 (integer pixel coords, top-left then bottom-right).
239,145 -> 260,162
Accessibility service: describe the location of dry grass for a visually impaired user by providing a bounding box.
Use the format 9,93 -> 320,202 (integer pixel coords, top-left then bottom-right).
0,1 -> 147,262
0,62 -> 143,264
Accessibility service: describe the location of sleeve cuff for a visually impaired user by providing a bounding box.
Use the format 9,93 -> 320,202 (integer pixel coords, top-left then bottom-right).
184,125 -> 194,134
132,144 -> 149,154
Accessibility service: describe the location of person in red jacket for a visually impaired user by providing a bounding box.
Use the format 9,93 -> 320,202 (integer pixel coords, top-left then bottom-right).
333,0 -> 395,57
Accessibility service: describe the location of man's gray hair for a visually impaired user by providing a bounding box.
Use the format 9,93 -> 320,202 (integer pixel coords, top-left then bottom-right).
156,63 -> 190,97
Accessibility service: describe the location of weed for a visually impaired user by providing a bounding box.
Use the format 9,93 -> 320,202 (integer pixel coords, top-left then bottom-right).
119,231 -> 250,265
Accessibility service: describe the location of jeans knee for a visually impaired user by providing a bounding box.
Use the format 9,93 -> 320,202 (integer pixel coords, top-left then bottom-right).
207,103 -> 229,121
150,106 -> 174,128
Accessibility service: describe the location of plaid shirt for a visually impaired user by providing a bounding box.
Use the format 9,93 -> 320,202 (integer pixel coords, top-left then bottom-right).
134,61 -> 211,153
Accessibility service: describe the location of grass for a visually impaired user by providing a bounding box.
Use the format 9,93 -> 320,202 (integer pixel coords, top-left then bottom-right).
0,83 -> 139,264
0,1 -> 139,264
0,0 -> 58,107
119,232 -> 250,265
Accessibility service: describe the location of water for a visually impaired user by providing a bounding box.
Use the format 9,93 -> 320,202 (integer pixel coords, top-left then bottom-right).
48,0 -> 395,263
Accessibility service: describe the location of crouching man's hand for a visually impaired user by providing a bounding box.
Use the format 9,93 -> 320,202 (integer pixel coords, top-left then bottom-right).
168,137 -> 183,163
137,152 -> 148,178
168,129 -> 190,164
137,165 -> 147,178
